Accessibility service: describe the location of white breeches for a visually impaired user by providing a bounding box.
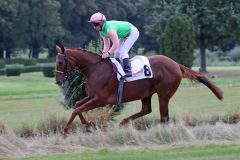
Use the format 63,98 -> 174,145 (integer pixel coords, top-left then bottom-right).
114,25 -> 139,60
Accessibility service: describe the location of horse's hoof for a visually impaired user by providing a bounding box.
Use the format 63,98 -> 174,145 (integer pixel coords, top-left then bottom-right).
61,131 -> 68,138
119,119 -> 128,126
160,117 -> 169,123
89,121 -> 97,130
61,127 -> 69,137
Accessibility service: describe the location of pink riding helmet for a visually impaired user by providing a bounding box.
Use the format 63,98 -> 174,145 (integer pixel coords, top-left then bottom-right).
88,12 -> 106,23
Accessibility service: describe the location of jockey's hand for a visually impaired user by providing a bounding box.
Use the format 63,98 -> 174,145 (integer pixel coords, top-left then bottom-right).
102,52 -> 110,59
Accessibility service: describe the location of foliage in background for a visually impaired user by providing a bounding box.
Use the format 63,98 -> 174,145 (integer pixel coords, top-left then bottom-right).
0,0 -> 19,58
227,45 -> 240,62
13,0 -> 64,58
1,0 -> 240,71
193,46 -> 240,66
139,0 -> 240,72
85,39 -> 103,53
61,68 -> 87,109
161,16 -> 195,67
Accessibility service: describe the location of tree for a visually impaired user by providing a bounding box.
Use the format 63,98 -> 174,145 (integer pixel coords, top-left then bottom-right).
185,0 -> 240,72
139,0 -> 240,72
15,0 -> 64,58
57,0 -> 98,48
138,0 -> 182,41
0,0 -> 18,58
161,16 -> 195,67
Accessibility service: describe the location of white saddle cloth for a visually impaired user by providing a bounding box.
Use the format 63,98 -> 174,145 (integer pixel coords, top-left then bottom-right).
110,55 -> 153,82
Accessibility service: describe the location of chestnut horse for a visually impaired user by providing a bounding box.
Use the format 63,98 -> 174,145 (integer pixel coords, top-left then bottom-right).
55,44 -> 223,135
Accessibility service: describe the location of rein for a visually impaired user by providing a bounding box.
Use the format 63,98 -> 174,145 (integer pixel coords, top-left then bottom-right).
56,51 -> 104,85
79,59 -> 104,73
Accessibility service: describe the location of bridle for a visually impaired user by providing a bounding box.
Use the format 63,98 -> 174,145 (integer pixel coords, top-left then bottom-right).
56,52 -> 70,86
55,50 -> 104,86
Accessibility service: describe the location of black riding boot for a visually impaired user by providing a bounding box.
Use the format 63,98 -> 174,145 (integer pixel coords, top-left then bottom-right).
123,58 -> 132,77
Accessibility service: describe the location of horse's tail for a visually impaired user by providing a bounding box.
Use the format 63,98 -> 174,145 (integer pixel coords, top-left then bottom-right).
179,64 -> 223,100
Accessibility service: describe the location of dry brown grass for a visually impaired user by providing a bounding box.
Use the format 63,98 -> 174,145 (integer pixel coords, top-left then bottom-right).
0,115 -> 240,158
180,112 -> 240,126
83,107 -> 114,129
0,119 -> 6,135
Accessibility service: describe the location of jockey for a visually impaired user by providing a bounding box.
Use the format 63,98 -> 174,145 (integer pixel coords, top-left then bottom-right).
88,12 -> 139,77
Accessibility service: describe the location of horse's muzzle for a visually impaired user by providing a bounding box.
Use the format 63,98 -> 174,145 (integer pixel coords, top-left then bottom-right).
56,80 -> 61,86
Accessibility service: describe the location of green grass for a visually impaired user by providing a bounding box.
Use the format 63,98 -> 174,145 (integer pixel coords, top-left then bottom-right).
117,84 -> 240,121
0,72 -> 70,128
9,144 -> 240,160
0,69 -> 240,128
0,97 -> 71,128
180,76 -> 240,87
192,66 -> 240,71
0,72 -> 58,98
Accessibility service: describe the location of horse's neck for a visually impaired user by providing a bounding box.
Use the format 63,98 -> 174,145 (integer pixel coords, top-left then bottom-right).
68,49 -> 115,86
68,49 -> 102,74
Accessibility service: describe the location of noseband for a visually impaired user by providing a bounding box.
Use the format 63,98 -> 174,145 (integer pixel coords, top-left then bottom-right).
56,52 -> 70,86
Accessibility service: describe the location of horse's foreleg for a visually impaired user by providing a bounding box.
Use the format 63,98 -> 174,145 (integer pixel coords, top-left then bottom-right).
63,97 -> 99,135
120,96 -> 152,125
74,96 -> 91,109
74,97 -> 91,125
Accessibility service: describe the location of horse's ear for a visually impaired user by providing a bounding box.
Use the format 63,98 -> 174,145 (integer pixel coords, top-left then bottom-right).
56,44 -> 65,55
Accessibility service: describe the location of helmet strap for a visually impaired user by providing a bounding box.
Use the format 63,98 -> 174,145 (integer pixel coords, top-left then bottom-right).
99,21 -> 105,31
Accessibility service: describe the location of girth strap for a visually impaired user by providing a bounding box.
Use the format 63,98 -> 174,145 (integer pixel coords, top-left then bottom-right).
116,77 -> 125,107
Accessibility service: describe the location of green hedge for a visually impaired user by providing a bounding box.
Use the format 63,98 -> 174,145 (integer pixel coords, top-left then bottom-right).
23,58 -> 37,66
3,58 -> 55,65
42,64 -> 55,77
0,59 -> 6,68
0,62 -> 56,76
6,65 -> 22,76
4,58 -> 26,65
37,58 -> 55,63
0,69 -> 5,75
22,65 -> 42,73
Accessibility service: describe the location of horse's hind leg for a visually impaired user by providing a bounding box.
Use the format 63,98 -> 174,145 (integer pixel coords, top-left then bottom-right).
120,95 -> 152,125
158,95 -> 170,122
157,82 -> 180,122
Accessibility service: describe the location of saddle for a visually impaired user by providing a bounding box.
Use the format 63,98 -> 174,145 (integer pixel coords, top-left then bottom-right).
110,55 -> 153,82
110,56 -> 153,107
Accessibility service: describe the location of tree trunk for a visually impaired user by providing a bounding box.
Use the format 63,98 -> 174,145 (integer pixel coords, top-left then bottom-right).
199,45 -> 207,72
5,48 -> 11,58
32,41 -> 40,58
0,48 -> 3,58
199,34 -> 207,73
47,45 -> 55,58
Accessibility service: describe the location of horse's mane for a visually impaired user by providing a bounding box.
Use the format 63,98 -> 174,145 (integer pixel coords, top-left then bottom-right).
67,47 -> 101,58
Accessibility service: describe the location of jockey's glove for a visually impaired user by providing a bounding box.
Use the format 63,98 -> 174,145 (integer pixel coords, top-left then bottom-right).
102,52 -> 110,59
